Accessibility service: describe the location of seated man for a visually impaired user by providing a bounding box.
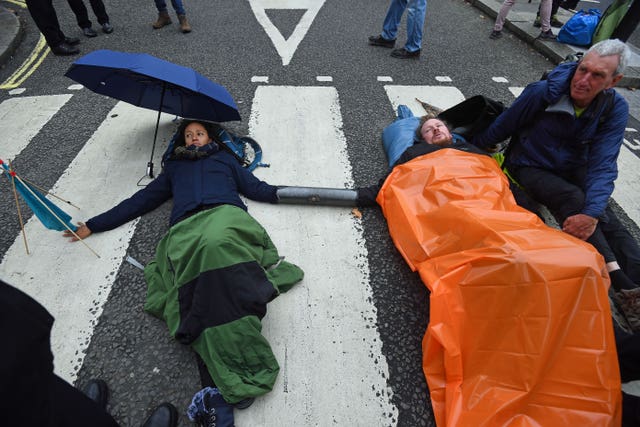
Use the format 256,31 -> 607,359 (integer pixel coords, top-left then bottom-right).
470,39 -> 640,314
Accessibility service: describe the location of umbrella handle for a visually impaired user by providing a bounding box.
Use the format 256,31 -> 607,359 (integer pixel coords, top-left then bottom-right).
147,162 -> 154,179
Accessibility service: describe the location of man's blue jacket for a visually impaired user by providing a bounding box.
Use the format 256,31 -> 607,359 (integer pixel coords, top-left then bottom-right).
87,150 -> 278,233
471,62 -> 629,218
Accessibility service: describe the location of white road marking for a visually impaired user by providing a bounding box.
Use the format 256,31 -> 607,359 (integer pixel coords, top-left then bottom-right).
384,85 -> 466,116
8,88 -> 26,95
613,145 -> 640,226
316,75 -> 332,82
68,84 -> 84,90
377,76 -> 393,82
435,76 -> 452,82
0,102 -> 175,382
249,0 -> 325,66
241,85 -> 397,425
0,95 -> 72,161
251,76 -> 270,83
492,76 -> 509,83
509,86 -> 525,97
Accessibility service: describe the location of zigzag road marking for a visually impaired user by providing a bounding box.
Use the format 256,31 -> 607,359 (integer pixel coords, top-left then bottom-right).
0,102 -> 175,383
241,85 -> 398,425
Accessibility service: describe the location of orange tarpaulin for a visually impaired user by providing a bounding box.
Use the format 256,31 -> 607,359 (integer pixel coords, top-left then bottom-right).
376,149 -> 621,426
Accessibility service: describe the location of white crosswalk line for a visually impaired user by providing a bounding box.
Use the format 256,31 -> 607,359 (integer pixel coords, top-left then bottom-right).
614,145 -> 640,226
0,102 -> 175,382
241,86 -> 397,425
0,95 -> 72,160
384,85 -> 466,116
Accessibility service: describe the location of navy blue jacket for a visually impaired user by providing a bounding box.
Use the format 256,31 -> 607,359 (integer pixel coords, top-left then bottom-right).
87,151 -> 278,232
471,62 -> 629,218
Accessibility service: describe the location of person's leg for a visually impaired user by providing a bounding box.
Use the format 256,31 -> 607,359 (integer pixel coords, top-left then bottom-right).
601,206 -> 640,284
170,0 -> 186,15
88,0 -> 109,25
381,0 -> 408,40
494,0 -> 516,31
152,0 -> 172,28
538,0 -> 552,32
404,0 -> 426,52
66,0 -> 92,29
154,0 -> 168,12
611,0 -> 640,42
511,166 -> 618,259
25,0 -> 67,47
50,375 -> 120,427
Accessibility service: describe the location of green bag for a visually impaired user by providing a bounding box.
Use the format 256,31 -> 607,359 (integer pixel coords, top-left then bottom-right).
591,0 -> 633,44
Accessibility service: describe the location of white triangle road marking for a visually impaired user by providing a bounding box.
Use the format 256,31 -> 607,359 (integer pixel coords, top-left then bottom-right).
249,0 -> 325,66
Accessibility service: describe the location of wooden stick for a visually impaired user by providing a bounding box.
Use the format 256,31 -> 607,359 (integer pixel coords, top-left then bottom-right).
20,176 -> 80,210
7,166 -> 29,255
12,172 -> 100,259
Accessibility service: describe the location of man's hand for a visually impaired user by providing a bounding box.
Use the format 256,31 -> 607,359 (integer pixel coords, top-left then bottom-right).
562,214 -> 598,240
63,222 -> 92,242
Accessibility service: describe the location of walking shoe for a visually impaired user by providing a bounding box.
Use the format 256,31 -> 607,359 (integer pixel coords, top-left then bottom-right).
82,379 -> 108,410
489,30 -> 502,39
368,34 -> 395,48
613,287 -> 640,332
102,22 -> 113,34
82,27 -> 97,37
232,397 -> 255,410
533,16 -> 541,27
390,48 -> 420,59
141,402 -> 178,427
51,42 -> 80,56
537,29 -> 556,40
153,11 -> 172,29
187,387 -> 234,427
178,14 -> 192,33
64,36 -> 80,46
551,15 -> 563,27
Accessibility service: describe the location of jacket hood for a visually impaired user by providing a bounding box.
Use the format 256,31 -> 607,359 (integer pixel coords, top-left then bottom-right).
543,61 -> 577,104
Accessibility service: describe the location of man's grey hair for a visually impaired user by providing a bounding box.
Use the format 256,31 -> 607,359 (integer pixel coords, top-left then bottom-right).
586,39 -> 631,75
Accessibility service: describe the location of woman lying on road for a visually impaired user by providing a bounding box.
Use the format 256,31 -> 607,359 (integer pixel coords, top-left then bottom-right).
64,120 -> 304,425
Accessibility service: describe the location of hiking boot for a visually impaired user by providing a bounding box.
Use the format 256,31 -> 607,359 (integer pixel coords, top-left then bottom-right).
614,287 -> 640,332
390,48 -> 420,59
533,16 -> 541,27
537,29 -> 556,40
551,15 -> 563,27
489,30 -> 502,39
187,387 -> 234,427
368,34 -> 395,48
152,11 -> 171,29
178,14 -> 191,33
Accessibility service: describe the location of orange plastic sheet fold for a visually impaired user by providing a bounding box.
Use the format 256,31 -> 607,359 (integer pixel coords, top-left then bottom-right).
376,149 -> 621,427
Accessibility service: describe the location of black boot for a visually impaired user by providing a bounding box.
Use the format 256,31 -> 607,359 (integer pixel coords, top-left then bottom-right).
142,402 -> 178,427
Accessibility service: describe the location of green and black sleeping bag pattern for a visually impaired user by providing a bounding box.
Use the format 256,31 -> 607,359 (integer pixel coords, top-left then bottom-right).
144,204 -> 304,403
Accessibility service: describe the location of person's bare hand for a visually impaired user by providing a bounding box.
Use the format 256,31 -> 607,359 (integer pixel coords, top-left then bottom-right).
63,222 -> 92,242
562,214 -> 597,240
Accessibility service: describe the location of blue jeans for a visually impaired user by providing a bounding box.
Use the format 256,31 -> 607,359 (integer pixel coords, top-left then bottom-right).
154,0 -> 185,15
381,0 -> 427,52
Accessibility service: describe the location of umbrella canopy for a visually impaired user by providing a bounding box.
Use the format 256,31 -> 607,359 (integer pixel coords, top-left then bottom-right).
64,50 -> 240,122
64,50 -> 241,177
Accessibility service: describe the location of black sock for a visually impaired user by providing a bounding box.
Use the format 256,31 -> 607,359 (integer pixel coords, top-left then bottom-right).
610,269 -> 637,292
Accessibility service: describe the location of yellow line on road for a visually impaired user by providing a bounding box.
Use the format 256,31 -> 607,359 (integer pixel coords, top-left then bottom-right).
5,0 -> 26,8
0,34 -> 50,90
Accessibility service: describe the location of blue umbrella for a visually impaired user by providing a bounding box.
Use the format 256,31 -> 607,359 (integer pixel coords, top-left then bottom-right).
64,49 -> 241,178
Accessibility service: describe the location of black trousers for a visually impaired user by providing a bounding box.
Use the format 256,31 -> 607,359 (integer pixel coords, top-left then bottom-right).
511,165 -> 640,283
611,0 -> 640,42
24,0 -> 66,47
66,0 -> 110,28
